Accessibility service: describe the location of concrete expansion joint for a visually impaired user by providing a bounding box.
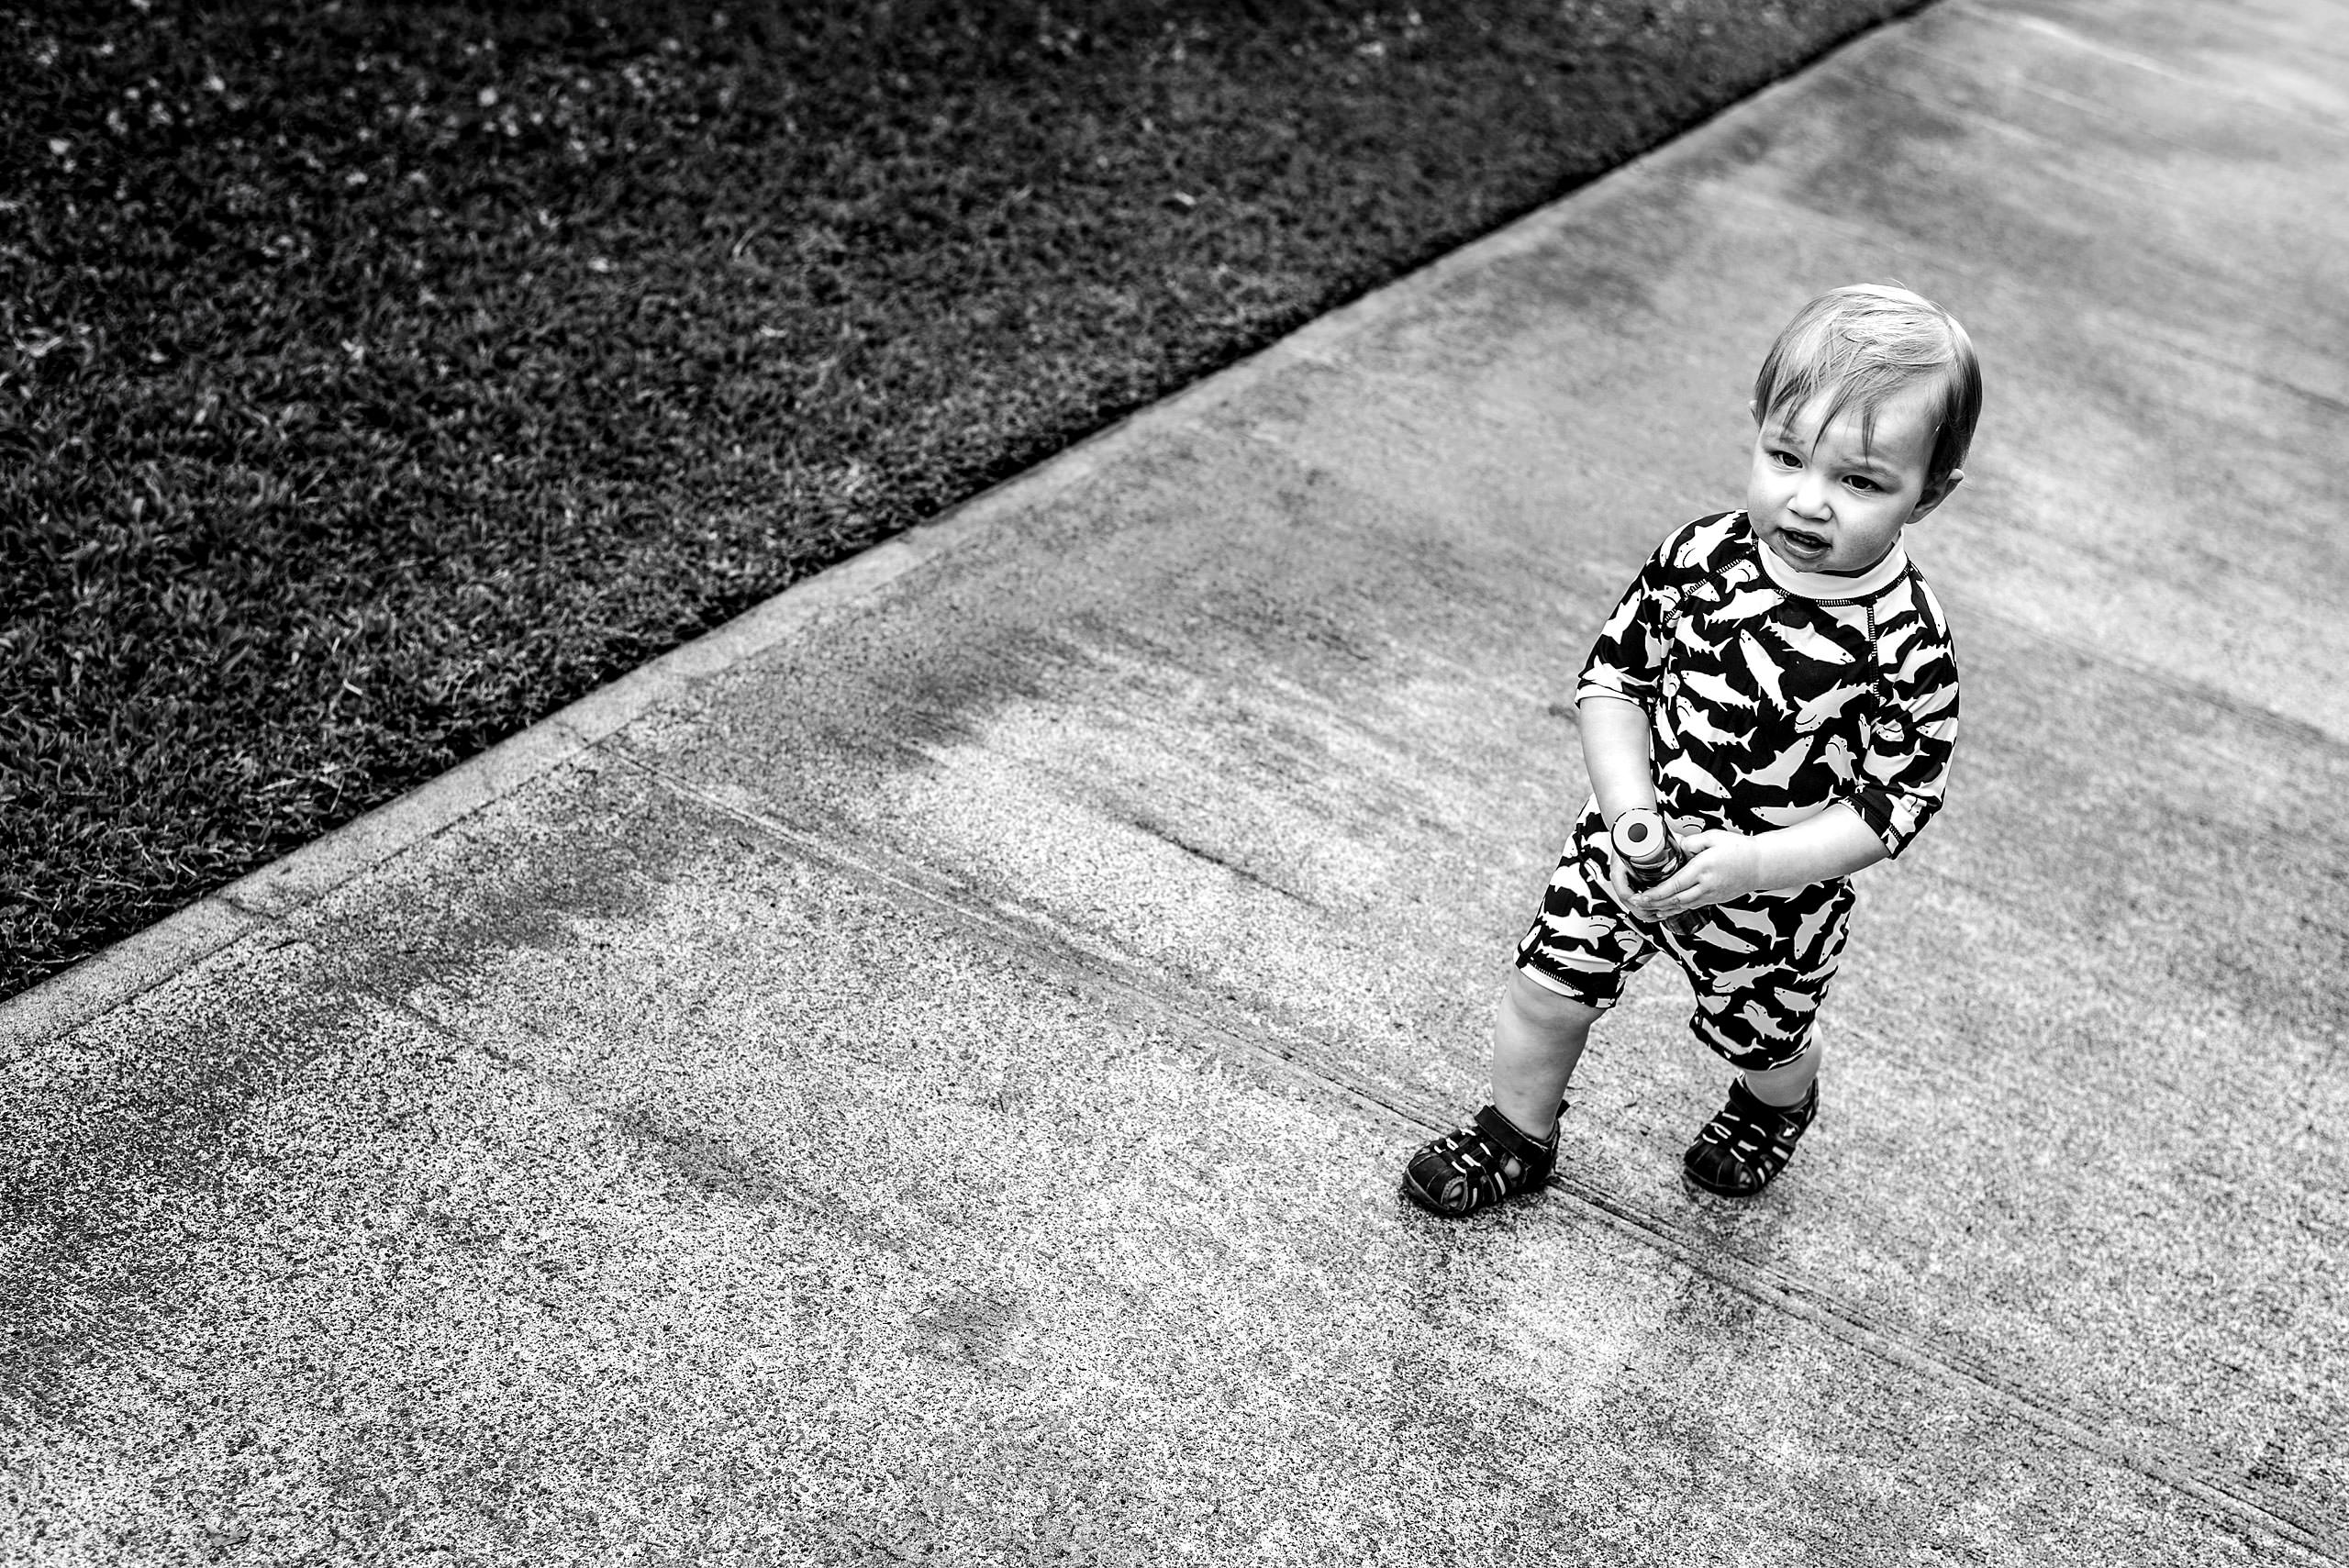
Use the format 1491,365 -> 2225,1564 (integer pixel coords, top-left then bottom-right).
1559,1162 -> 2341,1562
619,741 -> 2339,1562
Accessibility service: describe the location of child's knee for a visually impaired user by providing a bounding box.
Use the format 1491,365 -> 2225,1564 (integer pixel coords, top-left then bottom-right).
1505,966 -> 1603,1034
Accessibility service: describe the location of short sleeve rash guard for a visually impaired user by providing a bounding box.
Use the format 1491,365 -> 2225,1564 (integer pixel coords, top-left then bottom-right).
1576,511 -> 1961,858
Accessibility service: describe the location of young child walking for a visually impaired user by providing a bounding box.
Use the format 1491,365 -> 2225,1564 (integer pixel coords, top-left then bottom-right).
1403,284 -> 1981,1214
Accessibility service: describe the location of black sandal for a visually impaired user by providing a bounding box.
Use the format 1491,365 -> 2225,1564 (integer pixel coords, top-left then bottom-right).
1683,1079 -> 1818,1196
1401,1104 -> 1560,1218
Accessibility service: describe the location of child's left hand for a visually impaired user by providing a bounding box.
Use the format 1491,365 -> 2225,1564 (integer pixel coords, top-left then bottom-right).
1627,829 -> 1766,920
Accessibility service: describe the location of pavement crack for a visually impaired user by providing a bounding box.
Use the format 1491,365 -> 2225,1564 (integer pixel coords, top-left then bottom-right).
1122,814 -> 1313,906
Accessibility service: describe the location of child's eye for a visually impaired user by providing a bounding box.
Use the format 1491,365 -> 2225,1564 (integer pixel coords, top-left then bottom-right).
1843,474 -> 1882,493
1769,450 -> 1801,469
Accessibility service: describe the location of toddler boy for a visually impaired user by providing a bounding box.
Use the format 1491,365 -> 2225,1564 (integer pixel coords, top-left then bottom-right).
1404,284 -> 1980,1213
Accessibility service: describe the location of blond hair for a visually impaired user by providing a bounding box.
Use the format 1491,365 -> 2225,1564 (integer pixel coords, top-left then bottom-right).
1753,284 -> 1982,485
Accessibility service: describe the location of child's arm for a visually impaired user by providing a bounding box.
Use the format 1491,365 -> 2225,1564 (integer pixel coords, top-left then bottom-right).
1578,692 -> 1696,910
1623,808 -> 1888,923
1576,693 -> 1662,825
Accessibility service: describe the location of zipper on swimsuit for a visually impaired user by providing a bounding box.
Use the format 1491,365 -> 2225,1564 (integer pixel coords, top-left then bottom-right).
1865,596 -> 1906,745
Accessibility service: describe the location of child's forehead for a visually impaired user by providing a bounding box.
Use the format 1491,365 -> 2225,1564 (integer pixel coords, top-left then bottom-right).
1765,380 -> 1941,460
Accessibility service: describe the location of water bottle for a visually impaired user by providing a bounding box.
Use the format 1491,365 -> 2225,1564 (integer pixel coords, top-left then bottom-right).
1611,807 -> 1698,938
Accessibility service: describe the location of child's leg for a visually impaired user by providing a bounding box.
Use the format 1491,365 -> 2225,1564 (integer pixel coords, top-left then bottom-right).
1402,803 -> 1646,1218
1681,1042 -> 1824,1195
1490,968 -> 1602,1139
1675,882 -> 1853,1195
1738,1040 -> 1822,1107
1400,968 -> 1608,1218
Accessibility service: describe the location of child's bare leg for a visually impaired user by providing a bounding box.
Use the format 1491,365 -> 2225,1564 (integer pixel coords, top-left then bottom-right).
1401,969 -> 1600,1217
1490,968 -> 1602,1139
1739,1041 -> 1821,1107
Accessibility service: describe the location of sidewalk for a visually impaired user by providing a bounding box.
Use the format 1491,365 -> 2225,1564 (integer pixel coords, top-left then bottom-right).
5,0 -> 2344,1561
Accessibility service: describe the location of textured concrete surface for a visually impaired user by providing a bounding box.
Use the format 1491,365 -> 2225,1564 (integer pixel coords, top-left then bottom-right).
5,0 -> 2345,1562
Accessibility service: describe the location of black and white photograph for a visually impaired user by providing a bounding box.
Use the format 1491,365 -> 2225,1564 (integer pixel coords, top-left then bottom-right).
3,0 -> 2342,1561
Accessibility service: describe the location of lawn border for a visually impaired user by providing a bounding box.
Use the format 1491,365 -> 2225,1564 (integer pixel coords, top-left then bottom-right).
0,2 -> 1935,1052
0,266 -> 1366,1052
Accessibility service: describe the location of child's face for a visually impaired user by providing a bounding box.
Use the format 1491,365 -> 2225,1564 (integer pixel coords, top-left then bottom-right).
1745,379 -> 1960,576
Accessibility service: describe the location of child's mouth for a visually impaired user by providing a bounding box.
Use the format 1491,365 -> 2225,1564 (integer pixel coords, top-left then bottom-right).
1778,527 -> 1829,559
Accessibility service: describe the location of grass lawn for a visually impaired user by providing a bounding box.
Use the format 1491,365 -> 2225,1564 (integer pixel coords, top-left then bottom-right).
1,0 -> 1918,1000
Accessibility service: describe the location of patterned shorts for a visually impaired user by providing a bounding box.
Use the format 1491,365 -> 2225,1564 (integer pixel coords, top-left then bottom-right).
1513,800 -> 1854,1071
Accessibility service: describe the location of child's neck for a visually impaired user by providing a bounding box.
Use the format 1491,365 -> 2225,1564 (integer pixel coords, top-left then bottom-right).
1750,521 -> 1908,599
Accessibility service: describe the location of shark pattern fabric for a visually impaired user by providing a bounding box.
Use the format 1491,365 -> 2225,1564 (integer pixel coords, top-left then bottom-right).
1512,512 -> 1961,1070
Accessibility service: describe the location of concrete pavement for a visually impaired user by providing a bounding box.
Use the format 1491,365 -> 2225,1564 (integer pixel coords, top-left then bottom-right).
5,0 -> 2345,1562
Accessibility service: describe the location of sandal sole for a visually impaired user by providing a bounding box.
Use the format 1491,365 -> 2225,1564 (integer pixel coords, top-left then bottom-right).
1397,1171 -> 1548,1218
1679,1164 -> 1768,1198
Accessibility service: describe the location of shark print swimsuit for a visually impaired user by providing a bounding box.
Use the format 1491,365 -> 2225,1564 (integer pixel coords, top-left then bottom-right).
1516,511 -> 1961,1070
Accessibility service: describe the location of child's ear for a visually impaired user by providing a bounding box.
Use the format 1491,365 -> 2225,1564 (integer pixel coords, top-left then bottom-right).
1909,467 -> 1964,524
